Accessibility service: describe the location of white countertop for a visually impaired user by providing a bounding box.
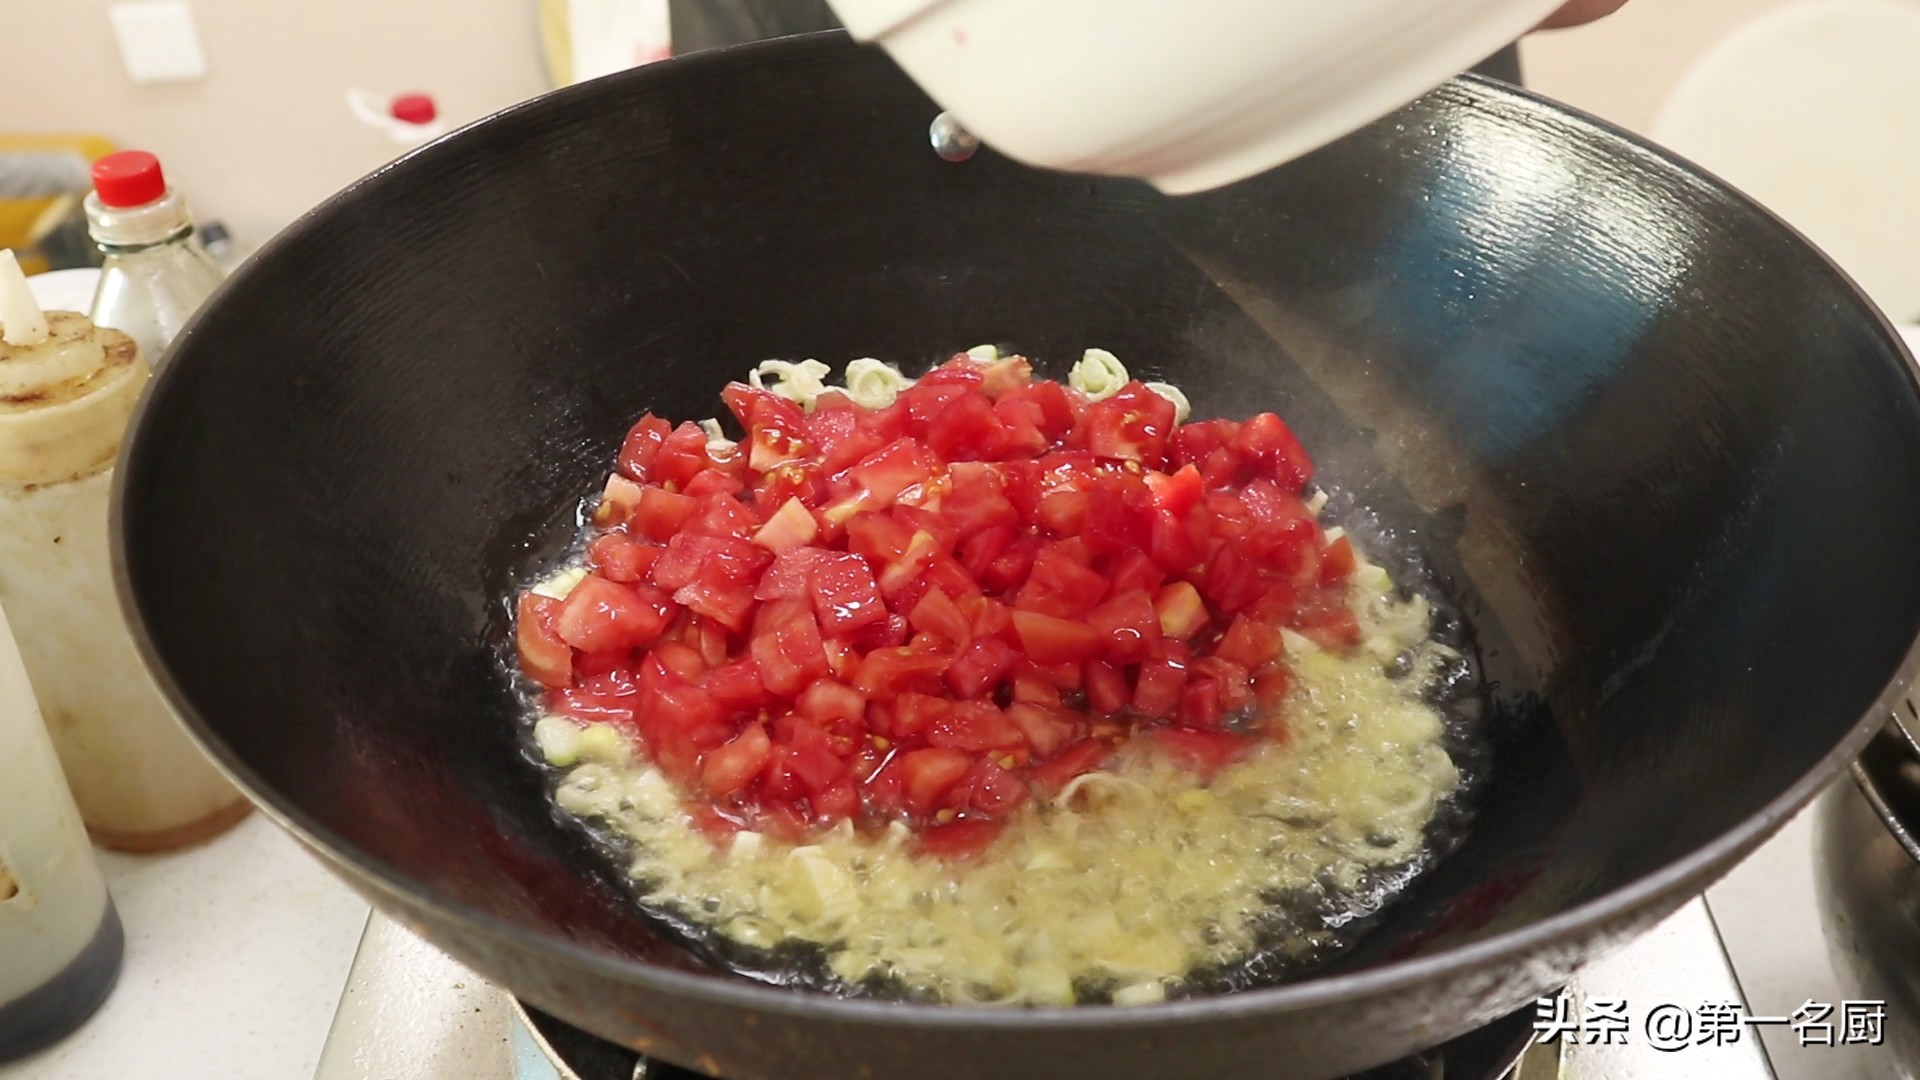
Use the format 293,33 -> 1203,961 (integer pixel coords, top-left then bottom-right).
0,813 -> 371,1080
0,791 -> 1885,1080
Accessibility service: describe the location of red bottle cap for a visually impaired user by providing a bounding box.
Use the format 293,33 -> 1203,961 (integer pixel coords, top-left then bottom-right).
390,93 -> 437,125
92,150 -> 167,208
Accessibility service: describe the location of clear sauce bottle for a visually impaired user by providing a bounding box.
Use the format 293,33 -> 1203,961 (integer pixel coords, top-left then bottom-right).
0,252 -> 247,850
84,151 -> 226,371
0,589 -> 123,1061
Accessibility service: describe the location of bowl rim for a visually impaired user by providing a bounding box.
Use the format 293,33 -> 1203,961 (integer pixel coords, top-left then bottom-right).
111,28 -> 1920,1031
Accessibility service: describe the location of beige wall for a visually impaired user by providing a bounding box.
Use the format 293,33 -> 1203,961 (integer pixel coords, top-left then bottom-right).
1522,0 -> 1806,136
0,0 -> 548,252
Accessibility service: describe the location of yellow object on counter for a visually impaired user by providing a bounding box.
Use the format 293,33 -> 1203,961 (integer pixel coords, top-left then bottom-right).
0,134 -> 116,275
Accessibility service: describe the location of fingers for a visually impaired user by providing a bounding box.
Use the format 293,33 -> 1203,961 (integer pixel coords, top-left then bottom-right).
1537,0 -> 1631,30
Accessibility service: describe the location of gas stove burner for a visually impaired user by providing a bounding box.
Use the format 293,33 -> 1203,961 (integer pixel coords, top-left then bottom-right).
512,997 -> 1551,1080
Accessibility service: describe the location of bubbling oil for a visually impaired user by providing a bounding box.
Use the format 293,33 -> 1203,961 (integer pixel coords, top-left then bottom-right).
526,495 -> 1488,1007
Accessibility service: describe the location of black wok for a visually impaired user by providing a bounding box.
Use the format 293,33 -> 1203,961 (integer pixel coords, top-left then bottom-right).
114,30 -> 1920,1080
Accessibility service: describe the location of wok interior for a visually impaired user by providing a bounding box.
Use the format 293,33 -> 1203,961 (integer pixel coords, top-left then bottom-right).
122,37 -> 1920,997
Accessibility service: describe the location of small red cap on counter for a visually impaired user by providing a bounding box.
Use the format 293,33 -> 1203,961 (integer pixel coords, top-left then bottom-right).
92,151 -> 167,208
389,93 -> 437,125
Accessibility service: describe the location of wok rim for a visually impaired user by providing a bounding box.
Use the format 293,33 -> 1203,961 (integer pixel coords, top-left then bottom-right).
111,29 -> 1920,1033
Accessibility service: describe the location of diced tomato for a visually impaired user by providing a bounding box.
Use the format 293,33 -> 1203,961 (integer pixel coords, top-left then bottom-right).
749,604 -> 830,696
1147,727 -> 1251,780
1215,614 -> 1284,669
1179,678 -> 1225,730
907,587 -> 971,648
617,414 -> 673,481
1085,588 -> 1162,664
946,637 -> 1018,699
594,473 -> 645,528
997,380 -> 1077,443
853,637 -> 954,699
1150,507 -> 1208,572
755,547 -> 827,601
876,532 -> 945,601
851,612 -> 912,651
1153,580 -> 1210,640
753,497 -> 818,553
759,745 -> 804,800
1027,739 -> 1112,797
981,534 -> 1041,594
928,701 -> 1024,751
1190,656 -> 1253,715
1205,545 -> 1268,615
685,494 -> 757,540
1230,413 -> 1314,493
956,524 -> 1015,581
913,818 -> 1006,860
941,463 -> 1019,538
796,679 -> 867,730
651,640 -> 707,683
812,778 -> 859,824
1253,664 -> 1293,710
587,534 -> 658,583
1009,664 -> 1063,707
1035,491 -> 1091,537
1170,417 -> 1235,465
653,422 -> 716,490
1133,658 -> 1188,718
947,758 -> 1030,816
890,503 -> 967,553
682,467 -> 746,499
633,487 -> 696,543
1083,660 -> 1130,716
1295,600 -> 1363,649
900,383 -> 976,439
992,396 -> 1050,456
689,615 -> 730,668
921,356 -> 988,387
1145,463 -> 1204,516
701,721 -> 771,796
708,658 -> 773,713
1005,702 -> 1078,758
844,511 -> 915,565
554,576 -> 675,654
1083,382 -> 1177,465
1106,550 -> 1167,597
978,356 -> 1033,398
813,404 -> 886,474
515,593 -> 573,688
1320,536 -> 1357,586
524,367 -> 1366,847
1014,543 -> 1109,618
926,391 -> 1011,463
891,691 -> 953,740
1011,610 -> 1107,665
651,533 -> 770,592
781,730 -> 847,793
809,552 -> 887,636
1033,659 -> 1084,690
1080,497 -> 1152,557
899,748 -> 974,814
850,439 -> 936,505
967,597 -> 1015,643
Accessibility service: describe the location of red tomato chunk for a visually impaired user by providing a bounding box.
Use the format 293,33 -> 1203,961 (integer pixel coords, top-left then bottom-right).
517,354 -> 1368,849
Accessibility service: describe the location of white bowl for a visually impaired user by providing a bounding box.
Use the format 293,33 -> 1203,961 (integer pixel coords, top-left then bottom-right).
828,0 -> 1567,193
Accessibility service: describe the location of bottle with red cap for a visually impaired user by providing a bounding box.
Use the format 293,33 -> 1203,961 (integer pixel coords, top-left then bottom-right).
84,150 -> 227,370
